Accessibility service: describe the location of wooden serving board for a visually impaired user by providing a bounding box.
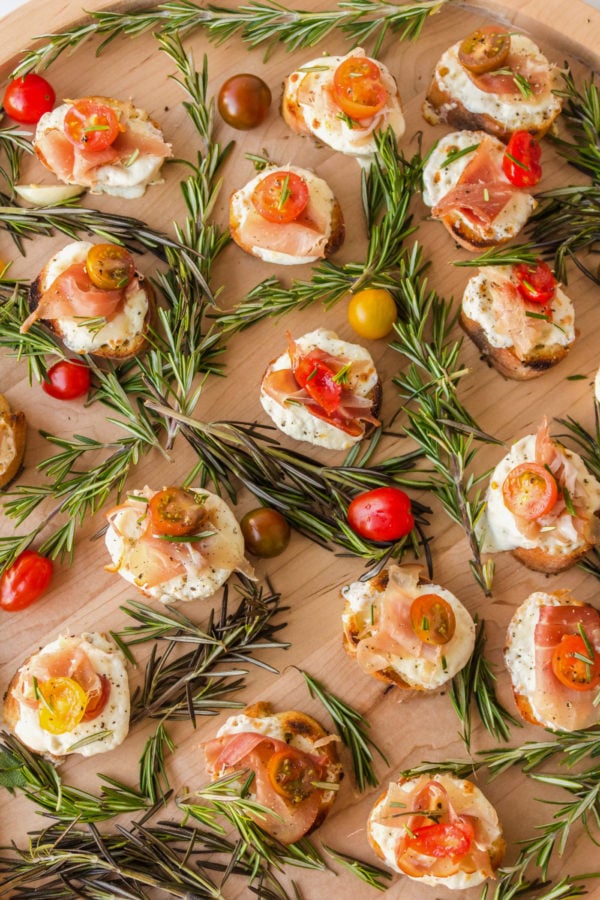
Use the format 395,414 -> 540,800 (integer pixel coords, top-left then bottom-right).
1,1 -> 600,897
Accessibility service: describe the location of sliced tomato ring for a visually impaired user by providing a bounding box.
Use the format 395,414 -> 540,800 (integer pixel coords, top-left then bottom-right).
410,593 -> 456,646
502,131 -> 542,188
251,170 -> 309,223
294,356 -> 342,415
458,26 -> 511,74
37,676 -> 88,734
501,462 -> 558,520
64,99 -> 121,152
148,487 -> 210,537
551,633 -> 600,691
266,747 -> 323,804
404,819 -> 474,862
514,260 -> 556,304
332,56 -> 387,120
86,244 -> 135,291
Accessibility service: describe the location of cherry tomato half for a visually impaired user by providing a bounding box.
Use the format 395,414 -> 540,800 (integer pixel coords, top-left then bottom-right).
404,820 -> 474,861
64,99 -> 121,152
3,74 -> 55,123
501,462 -> 558,520
240,507 -> 291,558
458,26 -> 511,74
218,73 -> 271,130
502,131 -> 542,188
81,674 -> 111,721
294,356 -> 341,415
266,747 -> 322,804
42,359 -> 91,400
37,676 -> 87,734
86,244 -> 135,291
148,487 -> 210,537
251,171 -> 309,224
347,288 -> 397,340
551,633 -> 600,691
0,550 -> 53,612
514,260 -> 556,304
332,56 -> 387,120
410,593 -> 456,645
347,487 -> 414,542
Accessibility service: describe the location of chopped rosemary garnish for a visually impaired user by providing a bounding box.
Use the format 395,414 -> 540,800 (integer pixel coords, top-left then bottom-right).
562,485 -> 576,516
332,363 -> 351,384
505,149 -> 530,171
440,142 -> 480,167
277,173 -> 291,209
490,67 -> 534,99
322,845 -> 393,892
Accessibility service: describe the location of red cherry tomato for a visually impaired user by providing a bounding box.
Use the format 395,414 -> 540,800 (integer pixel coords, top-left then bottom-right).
218,73 -> 271,130
551,633 -> 600,692
42,359 -> 91,400
347,487 -> 414,542
501,462 -> 558,520
251,171 -> 309,224
64,99 -> 121,152
3,74 -> 55,123
514,260 -> 556,304
332,56 -> 387,120
0,550 -> 53,611
404,820 -> 474,861
502,131 -> 542,187
294,356 -> 342,415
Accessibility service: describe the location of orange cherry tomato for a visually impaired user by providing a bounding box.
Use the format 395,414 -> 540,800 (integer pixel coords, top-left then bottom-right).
347,288 -> 397,340
251,171 -> 309,224
502,131 -> 542,188
64,99 -> 121,152
294,356 -> 341,415
458,26 -> 511,74
148,487 -> 210,537
501,462 -> 558,520
266,747 -> 322,804
332,56 -> 387,120
404,820 -> 474,861
37,676 -> 87,734
410,593 -> 456,645
86,244 -> 135,291
514,260 -> 556,304
551,633 -> 600,691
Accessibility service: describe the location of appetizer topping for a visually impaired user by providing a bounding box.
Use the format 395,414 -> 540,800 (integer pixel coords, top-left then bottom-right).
410,593 -> 456,645
42,359 -> 91,401
64,99 -> 121,151
514,259 -> 556,304
148,486 -> 210,537
502,462 -> 558,520
240,507 -> 291,558
36,676 -> 88,734
458,26 -> 511,75
347,487 -> 414,542
266,746 -> 324,804
551,632 -> 600,692
251,170 -> 309,224
217,73 -> 271,130
3,73 -> 55,123
332,55 -> 387,120
502,131 -> 542,188
86,244 -> 135,291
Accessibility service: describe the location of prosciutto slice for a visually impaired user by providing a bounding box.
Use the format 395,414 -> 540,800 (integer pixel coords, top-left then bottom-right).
532,602 -> 600,731
17,641 -> 105,712
469,50 -> 550,97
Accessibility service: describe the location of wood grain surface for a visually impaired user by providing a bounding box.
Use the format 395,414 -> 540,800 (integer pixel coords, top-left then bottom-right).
1,1 -> 600,897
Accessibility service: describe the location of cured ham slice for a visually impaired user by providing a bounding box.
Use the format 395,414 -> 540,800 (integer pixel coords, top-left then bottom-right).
17,641 -> 106,714
469,51 -> 550,97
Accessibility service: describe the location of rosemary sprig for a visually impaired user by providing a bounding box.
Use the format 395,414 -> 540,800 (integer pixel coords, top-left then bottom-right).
302,670 -> 388,791
0,123 -> 33,193
453,243 -> 540,269
322,844 -> 392,891
11,0 -> 449,76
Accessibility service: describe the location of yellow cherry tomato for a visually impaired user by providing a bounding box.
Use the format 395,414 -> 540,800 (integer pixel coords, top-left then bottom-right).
37,676 -> 88,734
347,288 -> 397,339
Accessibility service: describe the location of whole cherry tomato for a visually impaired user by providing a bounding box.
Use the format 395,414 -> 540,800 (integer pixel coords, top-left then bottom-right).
294,356 -> 341,414
64,99 -> 120,151
240,507 -> 291,558
502,131 -> 542,187
410,593 -> 456,645
551,633 -> 600,691
347,487 -> 414,542
86,244 -> 135,291
42,359 -> 91,400
0,549 -> 54,611
347,288 -> 397,339
3,74 -> 55,123
218,73 -> 271,130
458,26 -> 510,74
514,260 -> 556,304
251,171 -> 309,223
148,487 -> 210,537
501,462 -> 558,520
332,56 -> 387,120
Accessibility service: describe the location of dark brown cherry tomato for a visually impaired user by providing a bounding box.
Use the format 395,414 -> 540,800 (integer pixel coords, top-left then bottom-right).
217,73 -> 271,130
3,74 -> 55,123
403,820 -> 474,862
332,56 -> 387,120
410,593 -> 456,645
64,99 -> 121,151
501,462 -> 558,520
502,131 -> 542,187
347,487 -> 414,542
148,487 -> 210,537
240,507 -> 291,558
294,356 -> 341,415
266,747 -> 322,803
458,25 -> 511,74
0,550 -> 54,612
514,260 -> 556,304
42,359 -> 91,400
251,171 -> 309,224
551,633 -> 600,691
86,244 -> 135,291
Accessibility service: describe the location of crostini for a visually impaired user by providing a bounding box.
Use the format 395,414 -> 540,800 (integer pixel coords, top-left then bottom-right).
422,25 -> 562,141
505,590 -> 600,732
259,328 -> 381,451
0,393 -> 26,488
341,564 -> 475,689
104,485 -> 252,604
367,773 -> 505,889
3,631 -> 130,759
282,48 -> 405,161
201,701 -> 342,844
479,418 -> 600,573
23,240 -> 153,359
34,96 -> 171,198
422,130 -> 537,250
229,165 -> 344,265
460,261 -> 575,379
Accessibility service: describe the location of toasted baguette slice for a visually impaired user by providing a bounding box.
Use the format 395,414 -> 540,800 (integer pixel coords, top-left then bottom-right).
0,394 -> 26,488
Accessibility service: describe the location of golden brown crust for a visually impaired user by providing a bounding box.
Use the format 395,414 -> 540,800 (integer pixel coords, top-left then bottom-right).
2,666 -> 22,733
0,394 -> 27,489
435,210 -> 512,252
510,543 -> 590,574
459,309 -> 570,380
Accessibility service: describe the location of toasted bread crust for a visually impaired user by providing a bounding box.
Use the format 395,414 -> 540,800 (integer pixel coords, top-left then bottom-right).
2,666 -> 22,733
0,394 -> 27,488
281,79 -> 311,136
510,543 -> 590,574
459,309 -> 570,380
